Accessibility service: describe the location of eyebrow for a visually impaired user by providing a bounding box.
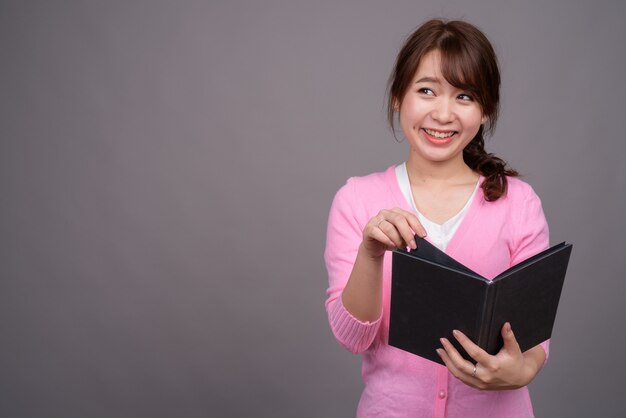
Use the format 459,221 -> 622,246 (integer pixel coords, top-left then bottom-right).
415,76 -> 440,84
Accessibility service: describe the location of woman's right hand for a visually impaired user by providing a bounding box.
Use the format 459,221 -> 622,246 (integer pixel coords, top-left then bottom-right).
341,208 -> 426,322
361,208 -> 427,258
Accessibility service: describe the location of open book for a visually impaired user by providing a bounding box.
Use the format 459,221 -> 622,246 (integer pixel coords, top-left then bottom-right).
389,238 -> 572,365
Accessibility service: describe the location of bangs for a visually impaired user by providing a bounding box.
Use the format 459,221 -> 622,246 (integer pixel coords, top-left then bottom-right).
434,29 -> 500,127
437,38 -> 486,107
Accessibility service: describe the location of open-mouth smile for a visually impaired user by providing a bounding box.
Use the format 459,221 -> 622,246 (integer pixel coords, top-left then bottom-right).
422,128 -> 457,144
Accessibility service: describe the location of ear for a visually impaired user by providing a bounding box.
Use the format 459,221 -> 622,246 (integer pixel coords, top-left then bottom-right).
392,97 -> 400,111
481,114 -> 488,125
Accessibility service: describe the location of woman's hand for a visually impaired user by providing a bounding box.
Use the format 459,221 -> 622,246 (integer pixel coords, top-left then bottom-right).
361,208 -> 427,259
340,208 -> 426,322
436,322 -> 546,390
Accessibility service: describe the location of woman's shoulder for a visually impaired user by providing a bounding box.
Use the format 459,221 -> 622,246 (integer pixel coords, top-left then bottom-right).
502,176 -> 542,203
346,165 -> 396,186
331,165 -> 400,214
486,176 -> 546,226
337,165 -> 398,195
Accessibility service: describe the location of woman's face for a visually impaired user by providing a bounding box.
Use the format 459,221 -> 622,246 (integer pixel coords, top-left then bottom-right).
398,49 -> 486,165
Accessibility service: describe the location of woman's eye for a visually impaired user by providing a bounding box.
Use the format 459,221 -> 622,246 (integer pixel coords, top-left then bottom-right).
458,93 -> 473,101
418,88 -> 434,96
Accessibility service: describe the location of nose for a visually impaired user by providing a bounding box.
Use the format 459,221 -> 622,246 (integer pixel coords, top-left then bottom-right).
432,98 -> 454,123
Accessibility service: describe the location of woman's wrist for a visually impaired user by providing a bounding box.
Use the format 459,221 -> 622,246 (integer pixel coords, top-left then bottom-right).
358,240 -> 388,260
518,347 -> 545,386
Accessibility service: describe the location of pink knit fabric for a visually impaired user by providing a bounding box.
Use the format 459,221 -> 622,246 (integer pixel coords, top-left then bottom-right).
325,165 -> 550,418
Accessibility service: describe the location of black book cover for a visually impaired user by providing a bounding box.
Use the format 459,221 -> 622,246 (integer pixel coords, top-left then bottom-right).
388,238 -> 572,365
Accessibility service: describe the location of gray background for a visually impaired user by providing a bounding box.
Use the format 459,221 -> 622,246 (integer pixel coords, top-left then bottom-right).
1,1 -> 625,417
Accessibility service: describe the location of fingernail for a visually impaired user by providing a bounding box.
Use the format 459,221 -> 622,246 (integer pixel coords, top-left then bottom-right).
436,349 -> 443,357
452,330 -> 460,338
440,338 -> 447,345
410,240 -> 417,249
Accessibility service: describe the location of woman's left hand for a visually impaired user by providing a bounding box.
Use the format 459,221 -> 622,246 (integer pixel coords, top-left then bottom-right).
436,322 -> 545,390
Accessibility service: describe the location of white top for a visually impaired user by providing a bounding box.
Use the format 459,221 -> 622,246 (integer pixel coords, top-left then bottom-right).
395,162 -> 479,252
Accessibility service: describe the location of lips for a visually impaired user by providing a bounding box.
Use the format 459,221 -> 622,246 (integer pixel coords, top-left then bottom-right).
422,128 -> 456,145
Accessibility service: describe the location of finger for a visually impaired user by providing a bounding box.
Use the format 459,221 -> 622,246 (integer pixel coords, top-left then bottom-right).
367,224 -> 398,249
436,348 -> 461,376
451,329 -> 492,366
501,322 -> 522,354
380,213 -> 417,249
440,337 -> 476,376
377,220 -> 405,248
391,208 -> 427,238
436,347 -> 475,386
383,211 -> 418,249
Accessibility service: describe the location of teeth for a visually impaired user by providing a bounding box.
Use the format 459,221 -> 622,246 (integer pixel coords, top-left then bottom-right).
425,129 -> 455,139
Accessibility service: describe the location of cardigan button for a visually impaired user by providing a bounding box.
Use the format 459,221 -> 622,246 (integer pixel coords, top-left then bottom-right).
438,390 -> 446,399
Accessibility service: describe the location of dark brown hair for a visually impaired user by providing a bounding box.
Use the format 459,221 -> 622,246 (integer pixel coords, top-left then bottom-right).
387,19 -> 518,201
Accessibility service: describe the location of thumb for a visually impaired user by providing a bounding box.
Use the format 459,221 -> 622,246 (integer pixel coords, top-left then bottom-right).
501,322 -> 521,353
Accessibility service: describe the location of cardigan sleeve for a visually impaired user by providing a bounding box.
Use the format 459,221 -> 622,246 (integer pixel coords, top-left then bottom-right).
510,185 -> 549,266
510,184 -> 551,362
324,179 -> 382,354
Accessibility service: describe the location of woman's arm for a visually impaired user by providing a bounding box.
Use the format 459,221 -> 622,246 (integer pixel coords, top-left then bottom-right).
324,181 -> 425,352
341,209 -> 426,322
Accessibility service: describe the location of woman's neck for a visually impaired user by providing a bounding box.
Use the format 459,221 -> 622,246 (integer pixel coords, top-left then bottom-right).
406,155 -> 478,188
405,154 -> 480,225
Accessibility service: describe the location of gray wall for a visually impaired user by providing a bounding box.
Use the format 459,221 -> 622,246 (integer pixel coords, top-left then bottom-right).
2,1 -> 625,417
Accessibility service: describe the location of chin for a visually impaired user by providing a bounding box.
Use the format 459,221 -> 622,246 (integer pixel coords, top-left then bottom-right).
412,146 -> 460,163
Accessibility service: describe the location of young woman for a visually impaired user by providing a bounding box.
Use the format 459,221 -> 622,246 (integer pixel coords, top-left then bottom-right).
325,19 -> 550,417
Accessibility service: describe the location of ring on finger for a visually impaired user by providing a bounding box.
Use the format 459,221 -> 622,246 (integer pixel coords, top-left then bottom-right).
377,218 -> 386,228
471,364 -> 477,378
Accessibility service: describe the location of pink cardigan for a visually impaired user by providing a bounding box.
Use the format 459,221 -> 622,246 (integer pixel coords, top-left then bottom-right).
325,165 -> 550,418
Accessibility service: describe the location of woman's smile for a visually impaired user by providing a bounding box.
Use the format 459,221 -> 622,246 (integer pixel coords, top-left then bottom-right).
422,128 -> 457,145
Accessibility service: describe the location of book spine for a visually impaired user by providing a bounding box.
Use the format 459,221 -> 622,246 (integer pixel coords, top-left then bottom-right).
477,283 -> 497,350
